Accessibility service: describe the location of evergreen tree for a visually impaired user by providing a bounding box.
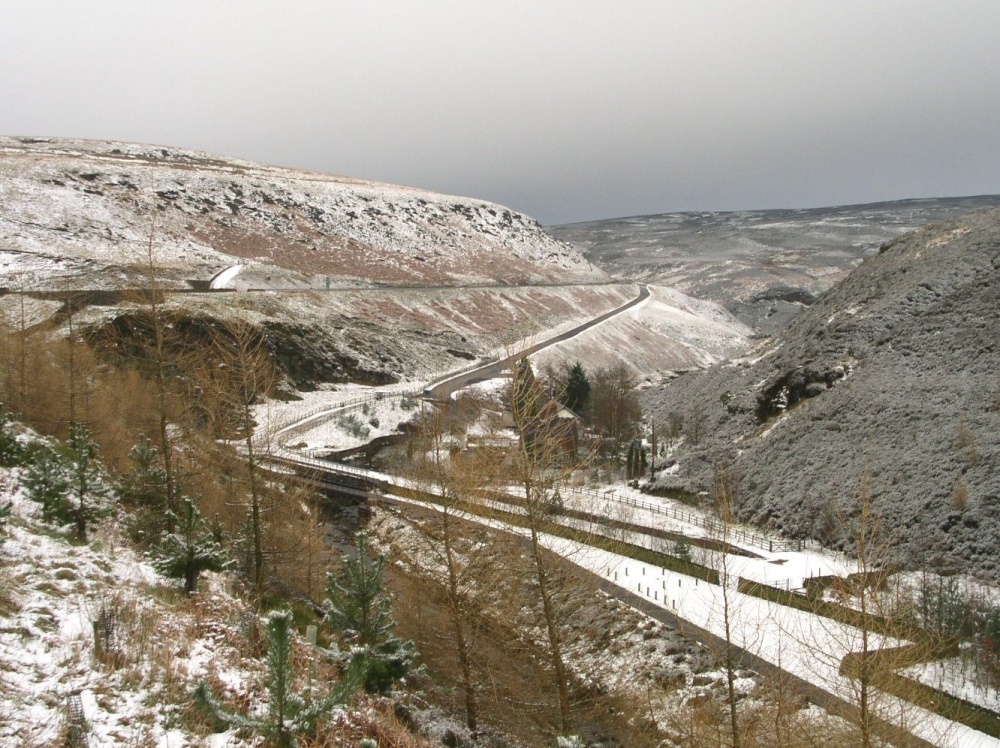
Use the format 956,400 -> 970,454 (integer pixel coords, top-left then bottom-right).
0,500 -> 11,538
23,446 -> 72,526
119,435 -> 168,509
563,362 -> 591,414
325,532 -> 416,693
64,423 -> 113,541
120,435 -> 173,548
673,535 -> 692,563
152,497 -> 229,593
0,407 -> 22,467
194,610 -> 363,748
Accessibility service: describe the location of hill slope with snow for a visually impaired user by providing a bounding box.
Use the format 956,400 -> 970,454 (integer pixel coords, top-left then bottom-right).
642,207 -> 1000,576
0,137 -> 604,289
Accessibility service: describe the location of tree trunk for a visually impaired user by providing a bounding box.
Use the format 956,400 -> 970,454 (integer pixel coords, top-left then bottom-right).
443,510 -> 479,733
526,495 -> 572,734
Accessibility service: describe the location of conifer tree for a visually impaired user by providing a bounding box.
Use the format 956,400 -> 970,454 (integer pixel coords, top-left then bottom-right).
120,435 -> 168,508
325,532 -> 416,694
64,423 -> 112,541
23,446 -> 72,526
0,407 -> 22,467
563,362 -> 591,414
153,497 -> 229,593
194,610 -> 363,747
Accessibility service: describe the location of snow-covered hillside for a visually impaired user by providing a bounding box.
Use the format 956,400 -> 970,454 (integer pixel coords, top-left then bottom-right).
0,137 -> 605,289
531,285 -> 752,378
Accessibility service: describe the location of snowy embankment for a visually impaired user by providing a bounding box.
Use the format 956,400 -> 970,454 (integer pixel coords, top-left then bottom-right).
0,449 -> 397,747
0,469 -> 261,746
208,263 -> 245,290
529,284 -> 752,376
263,278 -> 748,456
370,488 -> 1000,748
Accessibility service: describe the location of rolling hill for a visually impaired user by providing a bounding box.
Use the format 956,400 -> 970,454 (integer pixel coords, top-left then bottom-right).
0,136 -> 604,290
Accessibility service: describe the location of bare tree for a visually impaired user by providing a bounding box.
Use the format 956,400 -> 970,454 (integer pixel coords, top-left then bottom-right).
796,473 -> 954,748
406,404 -> 496,732
589,361 -> 642,462
196,318 -> 279,597
506,356 -> 586,734
712,461 -> 746,748
141,226 -> 181,529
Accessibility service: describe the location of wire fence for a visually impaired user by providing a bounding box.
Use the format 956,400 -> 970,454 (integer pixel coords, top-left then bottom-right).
273,443 -> 800,557
563,486 -> 801,553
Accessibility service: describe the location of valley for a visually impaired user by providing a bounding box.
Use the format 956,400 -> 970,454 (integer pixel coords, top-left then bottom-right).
1,138 -> 998,748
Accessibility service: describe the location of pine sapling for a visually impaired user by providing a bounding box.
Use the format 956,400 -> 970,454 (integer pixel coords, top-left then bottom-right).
23,445 -> 72,526
0,408 -> 22,467
326,531 -> 416,694
65,423 -> 113,541
152,497 -> 229,593
194,610 -> 363,748
119,435 -> 168,509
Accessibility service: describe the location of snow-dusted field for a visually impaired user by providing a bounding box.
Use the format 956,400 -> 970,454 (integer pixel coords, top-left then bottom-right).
376,490 -> 1000,748
530,285 -> 752,376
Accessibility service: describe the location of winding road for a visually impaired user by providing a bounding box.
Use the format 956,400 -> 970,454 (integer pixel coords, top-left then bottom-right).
426,283 -> 649,399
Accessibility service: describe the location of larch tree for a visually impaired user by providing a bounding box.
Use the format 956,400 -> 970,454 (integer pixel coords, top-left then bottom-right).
196,317 -> 279,597
506,355 -> 578,733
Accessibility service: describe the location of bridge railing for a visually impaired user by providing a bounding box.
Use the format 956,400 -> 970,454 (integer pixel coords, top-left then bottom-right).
276,442 -> 800,556
269,389 -> 422,444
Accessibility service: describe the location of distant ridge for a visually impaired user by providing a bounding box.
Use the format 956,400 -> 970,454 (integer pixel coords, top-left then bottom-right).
642,206 -> 1000,576
547,195 -> 1000,335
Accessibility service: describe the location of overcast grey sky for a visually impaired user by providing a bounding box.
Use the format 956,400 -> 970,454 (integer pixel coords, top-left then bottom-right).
4,1 -> 1000,224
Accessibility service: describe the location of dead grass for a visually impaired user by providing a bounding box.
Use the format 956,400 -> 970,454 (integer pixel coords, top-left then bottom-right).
0,562 -> 18,617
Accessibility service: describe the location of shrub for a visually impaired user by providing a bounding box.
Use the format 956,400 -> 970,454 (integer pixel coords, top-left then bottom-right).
0,408 -> 23,467
151,498 -> 229,593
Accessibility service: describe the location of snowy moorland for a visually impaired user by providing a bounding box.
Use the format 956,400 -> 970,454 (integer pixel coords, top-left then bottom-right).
0,137 -> 604,290
548,195 -> 1000,335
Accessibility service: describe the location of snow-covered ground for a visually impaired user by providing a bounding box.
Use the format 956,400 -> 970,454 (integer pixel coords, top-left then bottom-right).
0,434 -> 427,748
530,285 -> 751,377
0,466 -> 267,746
906,656 -> 1000,713
272,388 -> 424,454
369,508 -> 764,739
0,136 -> 605,289
376,491 -> 1000,747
